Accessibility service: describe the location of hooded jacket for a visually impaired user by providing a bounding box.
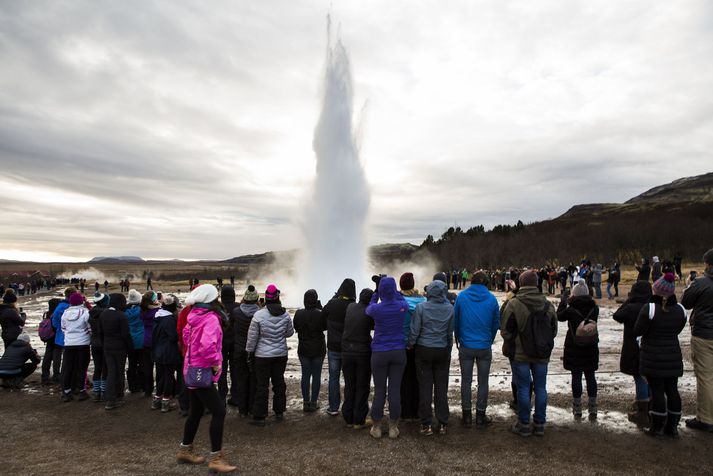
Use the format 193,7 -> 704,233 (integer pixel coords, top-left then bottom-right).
246,302 -> 294,358
682,271 -> 713,339
342,289 -> 375,356
293,290 -> 327,358
366,277 -> 408,353
182,306 -> 223,383
152,309 -> 181,365
557,294 -> 599,371
323,279 -> 356,353
232,302 -> 259,355
408,280 -> 454,348
500,287 -> 558,364
98,308 -> 133,353
125,305 -> 145,350
612,281 -> 652,375
51,300 -> 70,346
61,305 -> 91,346
634,296 -> 687,378
454,283 -> 500,350
0,339 -> 40,372
0,304 -> 25,344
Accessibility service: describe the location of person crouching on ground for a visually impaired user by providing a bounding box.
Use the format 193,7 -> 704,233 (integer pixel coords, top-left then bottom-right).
177,284 -> 236,473
60,292 -> 92,402
246,284 -> 294,426
408,279 -> 454,436
293,289 -> 326,413
0,333 -> 40,388
152,294 -> 181,413
635,273 -> 687,438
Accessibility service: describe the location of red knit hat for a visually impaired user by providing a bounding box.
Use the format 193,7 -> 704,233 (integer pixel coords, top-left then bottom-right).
399,272 -> 415,291
69,292 -> 85,306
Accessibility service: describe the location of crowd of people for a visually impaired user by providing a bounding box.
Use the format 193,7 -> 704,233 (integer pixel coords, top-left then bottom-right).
0,249 -> 712,473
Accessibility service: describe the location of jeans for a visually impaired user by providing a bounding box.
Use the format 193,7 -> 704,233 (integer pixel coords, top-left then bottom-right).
593,283 -> 602,299
342,353 -> 371,425
606,283 -> 614,299
459,347 -> 492,411
183,385 -> 226,452
298,354 -> 324,402
571,370 -> 597,399
647,377 -> 682,416
400,347 -> 419,419
512,360 -> 548,424
327,350 -> 342,412
634,374 -> 650,401
370,349 -> 407,421
415,346 -> 451,426
252,355 -> 288,419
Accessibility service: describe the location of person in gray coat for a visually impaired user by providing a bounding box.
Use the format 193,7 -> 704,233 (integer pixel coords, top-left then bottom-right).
246,284 -> 294,426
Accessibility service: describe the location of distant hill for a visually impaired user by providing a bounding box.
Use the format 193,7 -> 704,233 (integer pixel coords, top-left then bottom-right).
420,172 -> 713,267
222,244 -> 420,267
89,256 -> 145,264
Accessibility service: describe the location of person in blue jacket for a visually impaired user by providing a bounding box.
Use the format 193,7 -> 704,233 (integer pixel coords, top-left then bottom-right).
454,271 -> 500,428
399,272 -> 426,421
125,289 -> 145,393
50,288 -> 76,379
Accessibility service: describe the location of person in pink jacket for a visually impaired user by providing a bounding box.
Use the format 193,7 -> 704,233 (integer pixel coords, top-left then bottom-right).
176,284 -> 236,474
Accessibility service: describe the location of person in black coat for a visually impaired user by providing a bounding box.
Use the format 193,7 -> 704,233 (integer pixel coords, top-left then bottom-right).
323,278 -> 356,415
98,293 -> 133,410
636,258 -> 652,282
218,286 -> 238,405
89,293 -> 110,401
612,280 -> 653,424
231,286 -> 260,416
0,333 -> 40,387
151,295 -> 182,412
557,279 -> 599,419
341,288 -> 374,428
635,273 -> 687,438
293,289 -> 326,412
0,289 -> 25,350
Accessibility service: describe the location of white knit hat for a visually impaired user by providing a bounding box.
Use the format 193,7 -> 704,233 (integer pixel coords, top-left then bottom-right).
571,279 -> 590,297
185,284 -> 219,305
127,289 -> 142,305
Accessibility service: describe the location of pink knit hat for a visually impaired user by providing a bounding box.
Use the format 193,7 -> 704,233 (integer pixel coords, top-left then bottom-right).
69,292 -> 85,306
653,273 -> 676,298
265,284 -> 280,301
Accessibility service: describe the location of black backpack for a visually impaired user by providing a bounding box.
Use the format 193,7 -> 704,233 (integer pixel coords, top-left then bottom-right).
520,301 -> 554,359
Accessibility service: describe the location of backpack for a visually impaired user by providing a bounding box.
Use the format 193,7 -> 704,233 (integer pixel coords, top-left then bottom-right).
520,301 -> 554,359
38,315 -> 55,342
572,307 -> 598,346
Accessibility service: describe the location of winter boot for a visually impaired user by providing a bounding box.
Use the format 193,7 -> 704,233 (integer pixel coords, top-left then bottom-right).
462,409 -> 473,428
161,399 -> 173,413
588,397 -> 598,420
664,412 -> 681,439
370,421 -> 382,439
176,444 -> 205,465
475,410 -> 492,428
572,398 -> 582,419
646,413 -> 666,438
92,379 -> 101,401
532,421 -> 545,437
627,401 -> 650,427
151,395 -> 161,410
388,420 -> 400,439
303,401 -> 310,412
207,450 -> 237,474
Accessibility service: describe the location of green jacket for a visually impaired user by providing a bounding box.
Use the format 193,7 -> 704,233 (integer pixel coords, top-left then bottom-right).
500,287 -> 558,364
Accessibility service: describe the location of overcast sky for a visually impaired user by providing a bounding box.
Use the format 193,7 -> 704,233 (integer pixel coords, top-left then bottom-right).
1,0 -> 712,262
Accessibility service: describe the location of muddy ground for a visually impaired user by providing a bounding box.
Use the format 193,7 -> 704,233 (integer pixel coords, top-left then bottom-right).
1,288 -> 712,475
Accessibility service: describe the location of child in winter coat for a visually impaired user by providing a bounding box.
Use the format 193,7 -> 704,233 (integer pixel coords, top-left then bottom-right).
152,295 -> 182,412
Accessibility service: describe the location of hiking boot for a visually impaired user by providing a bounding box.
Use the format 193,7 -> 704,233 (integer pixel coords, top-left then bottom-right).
207,450 -> 237,474
664,412 -> 681,439
93,391 -> 103,403
303,401 -> 310,413
327,409 -> 339,416
461,410 -> 472,428
475,410 -> 492,428
370,422 -> 382,439
588,401 -> 598,421
572,399 -> 582,419
646,414 -> 666,438
61,392 -> 73,403
511,421 -> 532,437
437,423 -> 447,435
685,418 -> 713,433
353,423 -> 368,430
388,420 -> 400,439
104,401 -> 121,411
310,401 -> 320,412
176,444 -> 205,465
151,396 -> 161,410
627,401 -> 650,427
419,424 -> 434,436
77,391 -> 89,401
161,399 -> 173,413
532,422 -> 545,437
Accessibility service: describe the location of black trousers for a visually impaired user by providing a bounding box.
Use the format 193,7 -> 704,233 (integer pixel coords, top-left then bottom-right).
233,351 -> 256,415
1,362 -> 38,381
41,341 -> 62,382
252,355 -> 287,419
400,347 -> 420,419
176,358 -> 189,412
182,386 -> 226,452
155,363 -> 177,398
342,353 -> 371,425
104,349 -> 127,403
218,345 -> 237,401
415,346 -> 451,426
140,348 -> 154,395
61,345 -> 90,393
91,345 -> 107,381
126,349 -> 144,393
648,376 -> 682,414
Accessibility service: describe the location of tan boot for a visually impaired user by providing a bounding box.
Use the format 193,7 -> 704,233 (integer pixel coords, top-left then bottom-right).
370,421 -> 382,439
388,420 -> 400,439
176,444 -> 205,465
208,450 -> 237,474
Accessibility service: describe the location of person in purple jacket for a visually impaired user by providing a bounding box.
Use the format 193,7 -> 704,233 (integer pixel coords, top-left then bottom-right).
366,276 -> 408,440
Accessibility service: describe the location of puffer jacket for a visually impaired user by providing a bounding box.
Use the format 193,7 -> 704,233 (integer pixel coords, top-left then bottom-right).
152,309 -> 181,365
0,304 -> 25,344
612,281 -> 652,375
408,280 -> 454,348
0,340 -> 40,372
366,277 -> 408,353
246,303 -> 294,358
89,306 -> 106,348
125,305 -> 144,349
634,296 -> 687,378
557,295 -> 599,372
293,290 -> 327,358
61,305 -> 91,346
682,271 -> 713,339
342,289 -> 374,356
182,306 -> 223,383
233,303 -> 259,354
500,287 -> 558,364
324,279 -> 356,353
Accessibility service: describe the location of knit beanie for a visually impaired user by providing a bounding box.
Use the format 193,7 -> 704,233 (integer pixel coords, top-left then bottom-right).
432,272 -> 448,284
162,294 -> 179,313
571,279 -> 590,297
265,284 -> 280,301
704,248 -> 713,266
185,284 -> 219,305
69,292 -> 85,306
471,271 -> 489,285
399,272 -> 415,291
2,289 -> 17,304
519,270 -> 538,288
653,272 -> 676,298
16,333 -> 30,344
243,285 -> 259,303
127,289 -> 142,305
94,292 -> 110,308
109,293 -> 127,311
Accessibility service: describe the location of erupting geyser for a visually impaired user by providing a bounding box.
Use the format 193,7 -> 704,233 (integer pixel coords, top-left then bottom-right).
301,19 -> 370,299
